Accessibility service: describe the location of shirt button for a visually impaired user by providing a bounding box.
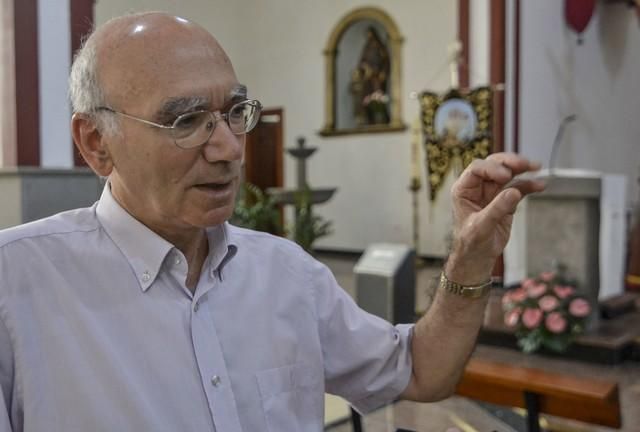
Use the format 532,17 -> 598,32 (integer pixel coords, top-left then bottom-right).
211,375 -> 221,387
174,258 -> 181,266
193,302 -> 200,312
141,271 -> 151,282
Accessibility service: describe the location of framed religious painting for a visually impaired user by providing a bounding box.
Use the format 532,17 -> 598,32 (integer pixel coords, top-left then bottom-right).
419,87 -> 493,201
319,7 -> 406,136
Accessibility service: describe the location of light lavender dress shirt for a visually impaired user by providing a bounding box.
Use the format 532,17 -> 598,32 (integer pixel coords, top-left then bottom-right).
0,185 -> 413,432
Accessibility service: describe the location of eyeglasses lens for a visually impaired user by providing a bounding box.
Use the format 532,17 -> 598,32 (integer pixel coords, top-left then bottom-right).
172,100 -> 262,148
232,101 -> 260,134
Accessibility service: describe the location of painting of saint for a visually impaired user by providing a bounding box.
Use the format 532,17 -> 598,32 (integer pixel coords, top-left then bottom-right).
434,99 -> 477,148
350,27 -> 391,126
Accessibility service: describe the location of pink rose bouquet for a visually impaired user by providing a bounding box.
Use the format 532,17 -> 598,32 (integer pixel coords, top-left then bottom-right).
501,271 -> 592,354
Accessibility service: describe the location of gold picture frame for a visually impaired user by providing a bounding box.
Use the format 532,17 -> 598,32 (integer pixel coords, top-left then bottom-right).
419,87 -> 493,201
319,7 -> 406,136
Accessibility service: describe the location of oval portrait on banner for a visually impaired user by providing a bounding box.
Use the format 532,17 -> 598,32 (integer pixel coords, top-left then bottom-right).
434,98 -> 477,148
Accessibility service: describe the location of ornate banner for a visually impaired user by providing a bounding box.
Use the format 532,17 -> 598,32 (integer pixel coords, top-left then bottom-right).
419,87 -> 493,201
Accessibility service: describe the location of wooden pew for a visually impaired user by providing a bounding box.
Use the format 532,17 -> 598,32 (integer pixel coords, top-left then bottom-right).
455,358 -> 622,431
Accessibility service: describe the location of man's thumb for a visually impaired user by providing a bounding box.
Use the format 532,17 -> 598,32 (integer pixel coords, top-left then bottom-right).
480,188 -> 522,226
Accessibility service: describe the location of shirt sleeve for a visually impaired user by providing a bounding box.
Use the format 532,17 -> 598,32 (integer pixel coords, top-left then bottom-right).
309,258 -> 414,414
0,314 -> 14,432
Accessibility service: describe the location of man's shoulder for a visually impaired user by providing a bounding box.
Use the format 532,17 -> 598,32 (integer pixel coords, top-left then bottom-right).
0,206 -> 100,250
225,224 -> 331,287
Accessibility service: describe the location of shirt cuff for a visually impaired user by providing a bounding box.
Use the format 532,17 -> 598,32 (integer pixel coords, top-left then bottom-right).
350,323 -> 414,414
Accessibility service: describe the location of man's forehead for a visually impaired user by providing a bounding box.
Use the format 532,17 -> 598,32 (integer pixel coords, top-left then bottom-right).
96,13 -> 236,102
102,48 -> 241,112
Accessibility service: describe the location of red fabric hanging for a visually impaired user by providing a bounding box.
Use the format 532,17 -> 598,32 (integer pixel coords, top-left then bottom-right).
565,0 -> 596,36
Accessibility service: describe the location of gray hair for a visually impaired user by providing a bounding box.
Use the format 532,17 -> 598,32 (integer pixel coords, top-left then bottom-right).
68,33 -> 120,136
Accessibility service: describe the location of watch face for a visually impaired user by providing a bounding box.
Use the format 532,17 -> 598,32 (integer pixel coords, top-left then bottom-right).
461,286 -> 481,299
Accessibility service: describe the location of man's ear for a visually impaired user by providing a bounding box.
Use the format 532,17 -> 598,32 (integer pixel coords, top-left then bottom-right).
71,113 -> 114,177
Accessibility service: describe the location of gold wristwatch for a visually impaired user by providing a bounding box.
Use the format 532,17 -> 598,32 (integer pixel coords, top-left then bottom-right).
439,272 -> 492,299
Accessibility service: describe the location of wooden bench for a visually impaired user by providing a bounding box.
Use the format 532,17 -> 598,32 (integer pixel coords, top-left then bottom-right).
455,358 -> 622,431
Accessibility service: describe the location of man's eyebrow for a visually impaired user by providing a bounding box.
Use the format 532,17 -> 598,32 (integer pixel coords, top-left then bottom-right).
155,96 -> 210,120
155,85 -> 248,120
229,84 -> 248,100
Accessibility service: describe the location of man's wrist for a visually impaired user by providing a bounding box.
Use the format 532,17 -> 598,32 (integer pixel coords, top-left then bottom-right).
444,251 -> 494,287
439,271 -> 492,299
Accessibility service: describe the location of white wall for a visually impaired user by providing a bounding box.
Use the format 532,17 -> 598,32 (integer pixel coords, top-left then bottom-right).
96,0 -> 459,256
0,0 -> 6,167
469,0 -> 489,87
38,0 -> 73,168
0,0 -> 16,167
519,0 -> 640,205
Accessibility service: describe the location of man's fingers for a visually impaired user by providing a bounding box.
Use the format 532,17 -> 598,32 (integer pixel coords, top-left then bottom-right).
478,187 -> 523,228
503,178 -> 546,196
456,154 -> 543,195
487,152 -> 541,177
463,158 -> 513,186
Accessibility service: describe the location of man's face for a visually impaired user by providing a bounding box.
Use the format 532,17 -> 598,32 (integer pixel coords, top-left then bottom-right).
100,19 -> 245,232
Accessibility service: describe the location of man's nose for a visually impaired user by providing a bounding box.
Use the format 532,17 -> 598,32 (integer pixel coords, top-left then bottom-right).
201,120 -> 244,162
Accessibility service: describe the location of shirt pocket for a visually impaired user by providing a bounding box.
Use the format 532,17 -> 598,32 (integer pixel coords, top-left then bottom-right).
255,363 -> 324,432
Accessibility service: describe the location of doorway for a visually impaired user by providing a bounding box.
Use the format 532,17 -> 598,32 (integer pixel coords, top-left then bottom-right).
244,107 -> 284,192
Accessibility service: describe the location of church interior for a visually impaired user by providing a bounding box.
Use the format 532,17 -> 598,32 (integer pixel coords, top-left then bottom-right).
2,0 -> 640,431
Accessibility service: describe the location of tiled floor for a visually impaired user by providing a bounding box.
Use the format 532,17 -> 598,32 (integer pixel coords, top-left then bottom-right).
317,251 -> 640,432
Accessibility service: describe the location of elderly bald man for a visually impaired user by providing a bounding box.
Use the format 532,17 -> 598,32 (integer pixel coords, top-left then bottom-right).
0,12 -> 544,432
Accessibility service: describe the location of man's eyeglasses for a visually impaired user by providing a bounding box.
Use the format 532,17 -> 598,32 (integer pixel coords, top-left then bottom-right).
96,99 -> 262,149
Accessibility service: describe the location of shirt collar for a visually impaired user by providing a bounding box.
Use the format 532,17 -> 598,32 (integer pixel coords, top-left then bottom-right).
96,183 -> 174,291
95,183 -> 239,291
205,220 -> 238,281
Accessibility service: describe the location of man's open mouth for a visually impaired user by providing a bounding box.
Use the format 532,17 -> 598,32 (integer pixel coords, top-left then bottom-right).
194,181 -> 232,190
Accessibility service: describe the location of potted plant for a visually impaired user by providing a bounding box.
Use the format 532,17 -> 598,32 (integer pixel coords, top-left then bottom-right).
231,183 -> 283,236
292,187 -> 332,253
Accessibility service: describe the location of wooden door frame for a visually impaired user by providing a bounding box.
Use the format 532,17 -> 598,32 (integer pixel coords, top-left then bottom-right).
244,107 -> 284,189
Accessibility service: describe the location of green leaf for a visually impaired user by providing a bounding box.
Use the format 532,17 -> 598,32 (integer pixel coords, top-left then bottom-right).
517,330 -> 543,354
290,187 -> 333,252
542,335 -> 572,352
231,182 -> 283,235
518,336 -> 541,354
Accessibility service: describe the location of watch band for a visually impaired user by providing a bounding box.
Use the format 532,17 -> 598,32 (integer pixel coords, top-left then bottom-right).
439,272 -> 492,299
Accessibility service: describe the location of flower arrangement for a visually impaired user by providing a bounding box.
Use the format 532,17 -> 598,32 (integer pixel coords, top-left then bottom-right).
501,271 -> 592,354
362,90 -> 390,124
362,89 -> 389,107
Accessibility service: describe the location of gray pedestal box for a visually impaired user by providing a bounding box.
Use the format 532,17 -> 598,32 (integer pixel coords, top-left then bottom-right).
353,243 -> 415,324
0,168 -> 102,230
